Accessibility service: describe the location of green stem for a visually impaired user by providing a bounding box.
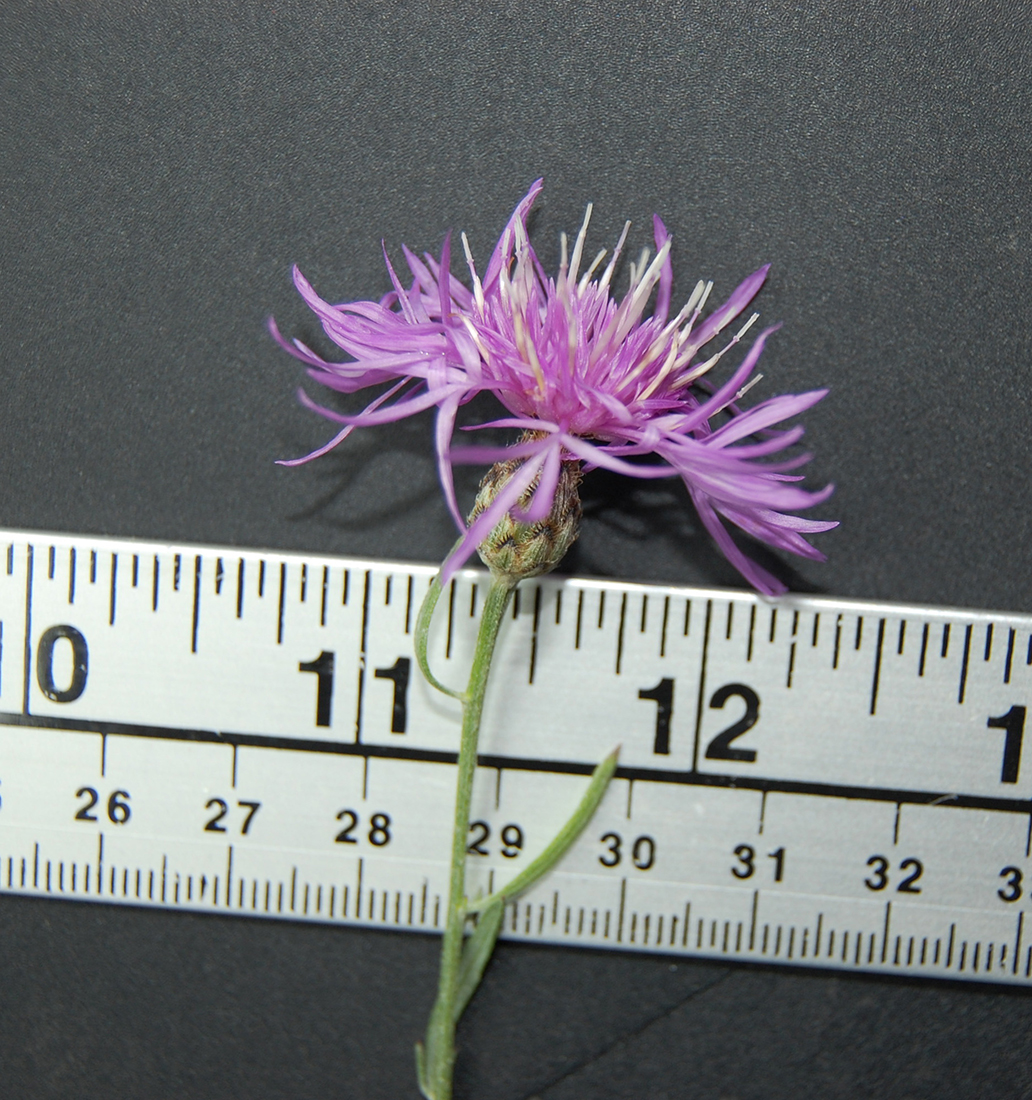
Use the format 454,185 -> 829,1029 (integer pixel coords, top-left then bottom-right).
421,574 -> 515,1100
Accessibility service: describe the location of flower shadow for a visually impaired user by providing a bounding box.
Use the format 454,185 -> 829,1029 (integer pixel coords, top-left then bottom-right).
571,467 -> 828,596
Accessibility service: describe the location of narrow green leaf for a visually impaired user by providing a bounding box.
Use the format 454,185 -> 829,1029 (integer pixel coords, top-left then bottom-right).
466,746 -> 620,914
452,898 -> 505,1024
415,1041 -> 432,1099
414,570 -> 464,700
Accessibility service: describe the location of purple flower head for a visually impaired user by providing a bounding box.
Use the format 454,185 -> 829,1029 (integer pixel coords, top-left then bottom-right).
272,181 -> 837,594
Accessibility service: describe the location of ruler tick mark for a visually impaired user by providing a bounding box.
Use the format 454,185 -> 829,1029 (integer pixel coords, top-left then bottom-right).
897,620 -> 906,654
342,569 -> 350,605
811,612 -> 820,647
191,556 -> 202,653
691,600 -> 713,773
786,642 -> 797,688
48,546 -> 55,579
383,574 -> 390,606
554,588 -> 562,625
69,548 -> 76,604
985,624 -> 994,661
832,615 -> 842,670
215,558 -> 224,595
854,616 -> 864,650
747,605 -> 756,661
446,580 -> 456,658
869,619 -> 886,714
258,560 -> 265,598
132,554 -> 139,588
918,623 -> 929,676
683,599 -> 691,637
5,545 -> 12,574
172,554 -> 180,591
615,593 -> 627,675
596,591 -> 605,629
321,566 -> 329,627
353,571 -> 371,745
22,544 -> 33,715
469,582 -> 478,619
574,591 -> 584,649
660,596 -> 670,658
276,563 -> 286,644
958,624 -> 973,703
404,574 -> 413,634
1004,628 -> 1015,683
109,554 -> 118,625
152,556 -> 160,611
768,608 -> 777,643
236,559 -> 245,618
529,585 -> 542,684
725,603 -> 734,640
640,595 -> 648,633
941,623 -> 951,658
90,550 -> 97,585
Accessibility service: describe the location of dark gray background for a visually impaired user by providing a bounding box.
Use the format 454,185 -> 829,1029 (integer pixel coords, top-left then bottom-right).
3,1 -> 1032,1097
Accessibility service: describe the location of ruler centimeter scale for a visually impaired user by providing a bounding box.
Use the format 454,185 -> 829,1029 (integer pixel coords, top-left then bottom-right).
0,529 -> 1031,987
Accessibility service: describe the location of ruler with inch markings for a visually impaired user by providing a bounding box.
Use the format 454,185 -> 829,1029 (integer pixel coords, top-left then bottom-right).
1,528 -> 1031,986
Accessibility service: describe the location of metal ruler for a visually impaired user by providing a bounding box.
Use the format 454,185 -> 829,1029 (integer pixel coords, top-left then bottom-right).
1,528 -> 1031,987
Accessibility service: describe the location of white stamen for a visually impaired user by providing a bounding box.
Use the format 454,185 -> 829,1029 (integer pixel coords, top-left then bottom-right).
460,231 -> 485,314
577,248 -> 608,293
673,312 -> 763,390
567,203 -> 593,285
599,220 -> 632,290
629,247 -> 651,290
735,373 -> 763,401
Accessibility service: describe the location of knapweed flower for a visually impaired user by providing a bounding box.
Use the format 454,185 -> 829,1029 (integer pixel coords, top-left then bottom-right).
272,180 -> 837,594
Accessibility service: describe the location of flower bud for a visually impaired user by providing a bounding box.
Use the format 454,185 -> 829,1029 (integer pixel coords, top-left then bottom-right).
469,442 -> 582,583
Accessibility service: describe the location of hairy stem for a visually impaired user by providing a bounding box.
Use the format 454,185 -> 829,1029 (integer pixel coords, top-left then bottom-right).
420,575 -> 515,1100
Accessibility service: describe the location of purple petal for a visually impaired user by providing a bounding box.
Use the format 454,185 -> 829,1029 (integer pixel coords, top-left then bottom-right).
707,390 -> 828,447
449,438 -> 554,464
511,440 -> 562,523
296,384 -> 452,427
689,265 -> 770,350
559,435 -> 679,479
277,378 -> 411,466
438,448 -> 548,586
676,326 -> 779,434
434,393 -> 465,530
482,179 -> 545,292
688,487 -> 787,596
